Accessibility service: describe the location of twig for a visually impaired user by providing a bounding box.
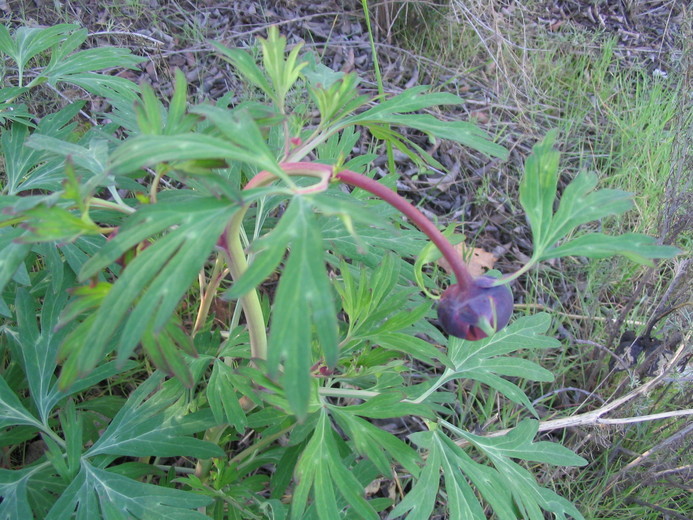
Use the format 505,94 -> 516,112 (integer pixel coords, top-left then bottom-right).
514,303 -> 647,326
532,387 -> 606,406
89,30 -> 165,47
624,497 -> 690,520
602,421 -> 693,494
45,84 -> 99,126
453,339 -> 690,448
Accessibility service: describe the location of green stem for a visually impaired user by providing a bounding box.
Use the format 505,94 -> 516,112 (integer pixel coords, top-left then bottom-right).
229,424 -> 293,466
494,257 -> 538,286
222,213 -> 268,361
193,256 -> 227,334
87,197 -> 136,214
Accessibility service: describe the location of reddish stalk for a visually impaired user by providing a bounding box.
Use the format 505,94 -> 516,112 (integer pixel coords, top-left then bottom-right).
244,162 -> 473,289
334,169 -> 473,289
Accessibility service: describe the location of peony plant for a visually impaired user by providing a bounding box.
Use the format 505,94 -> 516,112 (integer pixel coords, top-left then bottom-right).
0,24 -> 680,520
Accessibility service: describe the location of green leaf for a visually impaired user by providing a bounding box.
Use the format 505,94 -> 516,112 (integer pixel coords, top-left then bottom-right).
211,40 -> 274,100
371,114 -> 509,159
86,373 -> 223,458
0,467 -> 35,520
0,375 -> 42,430
0,228 -> 32,309
224,198 -> 299,300
435,431 -> 519,520
1,103 -> 83,195
18,205 -> 101,243
339,392 -> 435,421
340,86 -> 507,159
267,198 -> 338,418
302,52 -> 345,89
518,130 -> 561,250
0,24 -> 77,84
25,135 -> 109,178
387,431 -> 441,520
445,420 -> 586,520
109,132 -> 282,180
207,359 -> 253,432
331,407 -> 421,477
191,104 -> 287,181
0,101 -> 34,126
45,460 -> 212,520
43,47 -> 144,81
67,196 -> 238,379
347,86 -> 462,120
543,171 -> 633,246
291,411 -> 378,520
13,278 -> 74,422
517,132 -> 679,268
369,332 -> 450,367
141,319 -> 196,388
419,314 -> 557,414
542,232 -> 681,266
61,73 -> 141,107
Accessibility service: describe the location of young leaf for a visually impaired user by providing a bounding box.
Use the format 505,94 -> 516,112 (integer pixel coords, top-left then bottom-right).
265,198 -> 338,418
518,130 -> 561,250
258,25 -> 307,111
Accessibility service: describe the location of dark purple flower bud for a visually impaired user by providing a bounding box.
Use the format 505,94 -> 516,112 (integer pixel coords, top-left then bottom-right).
437,276 -> 513,340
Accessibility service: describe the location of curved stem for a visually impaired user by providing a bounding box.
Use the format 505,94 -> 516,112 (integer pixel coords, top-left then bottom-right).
334,169 -> 473,288
234,161 -> 476,358
246,162 -> 473,288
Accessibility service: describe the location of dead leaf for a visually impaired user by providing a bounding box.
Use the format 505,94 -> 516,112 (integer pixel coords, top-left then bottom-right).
438,241 -> 497,277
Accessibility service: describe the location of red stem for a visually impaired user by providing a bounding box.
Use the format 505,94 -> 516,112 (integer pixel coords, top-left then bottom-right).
243,162 -> 473,289
335,169 -> 473,288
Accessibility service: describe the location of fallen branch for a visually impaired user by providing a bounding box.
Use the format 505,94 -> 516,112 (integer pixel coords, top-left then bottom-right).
454,337 -> 690,448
